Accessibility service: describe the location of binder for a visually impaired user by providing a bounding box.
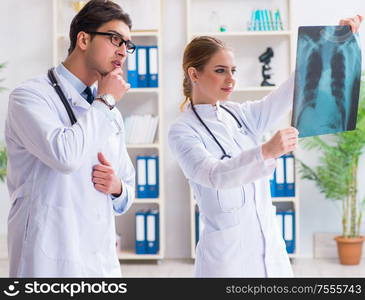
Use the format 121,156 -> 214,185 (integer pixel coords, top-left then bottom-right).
146,209 -> 159,254
275,156 -> 285,196
249,10 -> 256,31
147,156 -> 159,198
195,206 -> 200,245
136,156 -> 159,198
283,211 -> 295,253
269,171 -> 276,197
195,205 -> 204,245
136,156 -> 148,198
254,10 -> 260,31
276,212 -> 284,237
135,210 -> 147,254
273,202 -> 296,254
264,9 -> 272,31
127,49 -> 138,88
147,46 -> 158,87
137,46 -> 148,87
285,154 -> 295,197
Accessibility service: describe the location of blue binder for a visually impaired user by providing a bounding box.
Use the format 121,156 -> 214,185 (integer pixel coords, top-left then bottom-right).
136,156 -> 159,198
275,210 -> 296,254
146,156 -> 159,198
195,207 -> 200,245
283,211 -> 296,253
284,154 -> 295,197
135,210 -> 147,254
146,209 -> 159,254
137,46 -> 148,87
136,156 -> 148,198
127,48 -> 138,88
147,46 -> 158,87
275,156 -> 286,197
269,171 -> 276,197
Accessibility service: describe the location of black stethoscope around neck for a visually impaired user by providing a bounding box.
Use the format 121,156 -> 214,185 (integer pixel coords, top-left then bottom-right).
191,103 -> 243,160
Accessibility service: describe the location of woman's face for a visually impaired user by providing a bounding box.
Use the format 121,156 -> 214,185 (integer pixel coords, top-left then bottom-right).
192,49 -> 236,104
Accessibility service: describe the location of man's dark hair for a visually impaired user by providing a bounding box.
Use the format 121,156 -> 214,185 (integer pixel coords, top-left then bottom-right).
68,0 -> 132,55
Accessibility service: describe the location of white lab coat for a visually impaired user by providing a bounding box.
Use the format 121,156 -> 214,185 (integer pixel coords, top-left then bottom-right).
168,76 -> 294,277
5,69 -> 135,277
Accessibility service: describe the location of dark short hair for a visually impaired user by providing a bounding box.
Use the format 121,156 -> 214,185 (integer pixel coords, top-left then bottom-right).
68,0 -> 132,55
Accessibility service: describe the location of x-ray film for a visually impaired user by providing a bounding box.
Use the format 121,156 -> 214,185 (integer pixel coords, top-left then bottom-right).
291,26 -> 361,138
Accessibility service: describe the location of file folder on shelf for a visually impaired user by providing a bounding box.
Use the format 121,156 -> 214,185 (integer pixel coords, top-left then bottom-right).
284,211 -> 295,253
146,209 -> 159,254
273,202 -> 296,254
135,210 -> 147,254
285,154 -> 295,197
195,206 -> 199,245
136,156 -> 159,198
275,156 -> 285,197
127,49 -> 138,88
270,154 -> 296,198
147,46 -> 158,87
137,46 -> 148,87
195,205 -> 204,246
269,171 -> 276,197
136,156 -> 147,198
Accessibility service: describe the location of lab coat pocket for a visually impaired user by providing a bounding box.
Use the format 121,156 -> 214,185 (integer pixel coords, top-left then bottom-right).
217,187 -> 245,212
40,205 -> 81,262
201,224 -> 242,277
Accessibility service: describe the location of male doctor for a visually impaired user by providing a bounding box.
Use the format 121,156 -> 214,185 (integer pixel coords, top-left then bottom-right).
5,0 -> 135,277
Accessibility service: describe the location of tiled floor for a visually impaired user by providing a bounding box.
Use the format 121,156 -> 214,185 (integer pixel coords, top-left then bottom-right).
0,258 -> 364,277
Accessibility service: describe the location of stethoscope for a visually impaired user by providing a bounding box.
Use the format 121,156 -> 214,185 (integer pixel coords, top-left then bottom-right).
191,103 -> 243,160
48,67 -> 77,125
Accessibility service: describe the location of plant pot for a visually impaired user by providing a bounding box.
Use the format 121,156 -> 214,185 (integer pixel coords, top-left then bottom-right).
334,236 -> 364,265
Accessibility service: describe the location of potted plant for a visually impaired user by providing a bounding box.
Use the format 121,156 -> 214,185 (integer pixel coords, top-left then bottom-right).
0,62 -> 7,182
299,75 -> 365,265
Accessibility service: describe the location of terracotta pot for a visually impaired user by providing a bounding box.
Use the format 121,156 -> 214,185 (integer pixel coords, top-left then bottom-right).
334,236 -> 364,265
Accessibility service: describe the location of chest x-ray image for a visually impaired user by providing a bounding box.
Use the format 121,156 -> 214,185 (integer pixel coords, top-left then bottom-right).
291,26 -> 361,138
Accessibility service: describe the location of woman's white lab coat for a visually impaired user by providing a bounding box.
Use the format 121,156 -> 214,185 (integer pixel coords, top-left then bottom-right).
5,69 -> 135,277
168,76 -> 294,277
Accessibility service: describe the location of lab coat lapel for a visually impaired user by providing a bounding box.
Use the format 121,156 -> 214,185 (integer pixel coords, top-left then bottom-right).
54,69 -> 92,110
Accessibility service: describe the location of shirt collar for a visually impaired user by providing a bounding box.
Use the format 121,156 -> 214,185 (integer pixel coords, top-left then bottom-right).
55,63 -> 96,99
188,101 -> 222,119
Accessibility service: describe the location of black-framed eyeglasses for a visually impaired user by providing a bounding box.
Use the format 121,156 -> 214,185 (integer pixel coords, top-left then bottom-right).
87,31 -> 136,54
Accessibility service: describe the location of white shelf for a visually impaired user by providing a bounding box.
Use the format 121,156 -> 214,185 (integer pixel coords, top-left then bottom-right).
131,30 -> 159,37
117,249 -> 162,260
133,198 -> 160,204
127,143 -> 160,149
128,88 -> 160,93
272,197 -> 296,203
190,30 -> 292,37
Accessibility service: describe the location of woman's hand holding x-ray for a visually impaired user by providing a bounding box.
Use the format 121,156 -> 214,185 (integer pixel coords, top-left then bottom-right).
261,127 -> 299,160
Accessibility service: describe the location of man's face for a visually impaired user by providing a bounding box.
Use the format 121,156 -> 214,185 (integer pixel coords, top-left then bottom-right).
85,19 -> 131,76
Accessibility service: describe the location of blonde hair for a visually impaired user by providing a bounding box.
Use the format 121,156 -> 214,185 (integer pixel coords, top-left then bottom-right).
180,36 -> 226,111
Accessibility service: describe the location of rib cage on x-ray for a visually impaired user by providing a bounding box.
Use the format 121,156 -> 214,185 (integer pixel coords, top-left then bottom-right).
291,26 -> 361,138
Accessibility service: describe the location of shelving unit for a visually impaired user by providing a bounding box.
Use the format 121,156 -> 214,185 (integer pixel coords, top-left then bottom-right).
186,0 -> 299,260
52,0 -> 164,261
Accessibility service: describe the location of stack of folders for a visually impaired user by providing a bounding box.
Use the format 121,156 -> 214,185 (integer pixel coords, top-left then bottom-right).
124,114 -> 159,144
195,206 -> 204,246
270,153 -> 295,197
135,209 -> 159,254
247,9 -> 284,31
127,45 -> 158,88
273,202 -> 295,254
136,156 -> 159,198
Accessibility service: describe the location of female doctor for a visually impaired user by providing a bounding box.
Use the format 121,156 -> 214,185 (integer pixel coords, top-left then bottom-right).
168,16 -> 362,277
